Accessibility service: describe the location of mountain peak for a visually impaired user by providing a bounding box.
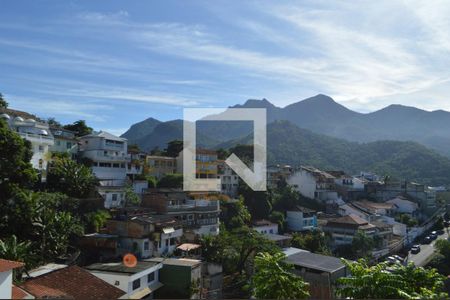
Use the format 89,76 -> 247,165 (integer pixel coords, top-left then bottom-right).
233,98 -> 278,109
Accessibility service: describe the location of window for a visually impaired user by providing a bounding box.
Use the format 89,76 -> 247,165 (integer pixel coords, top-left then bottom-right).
56,140 -> 61,146
38,145 -> 44,152
112,194 -> 118,202
38,159 -> 43,169
147,272 -> 155,283
66,142 -> 72,149
144,241 -> 149,251
132,279 -> 141,290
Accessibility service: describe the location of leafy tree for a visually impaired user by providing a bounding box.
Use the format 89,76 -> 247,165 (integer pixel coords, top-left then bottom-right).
338,260 -> 446,299
0,119 -> 37,198
124,185 -> 141,206
396,213 -> 418,227
146,175 -> 158,188
0,92 -> 8,108
0,235 -> 36,276
46,117 -> 61,127
128,143 -> 141,153
47,157 -> 96,198
268,211 -> 285,233
0,191 -> 83,262
220,197 -> 251,230
200,227 -> 278,275
85,210 -> 111,233
164,140 -> 183,157
352,230 -> 375,258
271,185 -> 300,211
252,252 -> 309,299
239,184 -> 272,220
291,229 -> 330,254
63,120 -> 92,137
157,173 -> 183,188
216,148 -> 230,160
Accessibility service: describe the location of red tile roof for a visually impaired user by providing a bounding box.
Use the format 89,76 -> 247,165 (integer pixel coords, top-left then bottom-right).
20,265 -> 124,299
12,285 -> 30,299
0,259 -> 24,272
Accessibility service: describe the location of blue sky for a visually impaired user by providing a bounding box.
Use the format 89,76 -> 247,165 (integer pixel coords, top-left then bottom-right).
2,0 -> 450,135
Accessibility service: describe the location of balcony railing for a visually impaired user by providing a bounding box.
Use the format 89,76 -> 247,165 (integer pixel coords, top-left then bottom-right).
19,132 -> 54,144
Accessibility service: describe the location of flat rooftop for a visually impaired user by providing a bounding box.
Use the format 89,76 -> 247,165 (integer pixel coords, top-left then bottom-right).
85,261 -> 160,275
285,251 -> 345,273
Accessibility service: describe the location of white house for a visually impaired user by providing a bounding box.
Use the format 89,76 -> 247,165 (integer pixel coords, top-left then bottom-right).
78,131 -> 130,208
217,160 -> 239,198
49,127 -> 77,157
252,220 -> 278,234
387,196 -> 419,215
286,206 -> 317,231
287,166 -> 339,203
1,111 -> 54,179
86,261 -> 163,299
0,259 -> 24,299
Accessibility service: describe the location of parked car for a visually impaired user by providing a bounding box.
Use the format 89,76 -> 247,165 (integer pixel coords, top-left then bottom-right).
392,255 -> 404,262
437,229 -> 445,235
386,256 -> 402,265
430,231 -> 438,240
411,245 -> 421,254
422,236 -> 432,244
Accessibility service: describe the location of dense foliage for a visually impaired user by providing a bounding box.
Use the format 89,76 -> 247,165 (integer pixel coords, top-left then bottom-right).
252,252 -> 309,299
0,119 -> 37,198
63,120 -> 93,137
337,259 -> 446,299
47,156 -> 97,198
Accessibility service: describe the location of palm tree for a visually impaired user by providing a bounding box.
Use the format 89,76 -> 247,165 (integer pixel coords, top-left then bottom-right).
252,252 -> 310,299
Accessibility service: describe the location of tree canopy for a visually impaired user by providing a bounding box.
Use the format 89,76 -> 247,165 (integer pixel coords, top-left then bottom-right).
0,93 -> 8,108
63,120 -> 93,137
46,156 -> 97,198
252,252 -> 310,299
0,119 -> 37,198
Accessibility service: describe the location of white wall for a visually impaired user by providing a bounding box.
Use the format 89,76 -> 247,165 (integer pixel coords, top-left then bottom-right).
253,224 -> 278,234
0,271 -> 12,299
287,170 -> 317,199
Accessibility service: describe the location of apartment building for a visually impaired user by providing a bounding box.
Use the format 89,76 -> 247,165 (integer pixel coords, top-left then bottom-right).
78,131 -> 129,208
1,109 -> 54,179
146,155 -> 177,179
142,189 -> 220,238
368,180 -> 437,216
287,166 -> 339,203
49,127 -> 78,157
267,164 -> 294,188
217,160 -> 239,198
195,149 -> 218,179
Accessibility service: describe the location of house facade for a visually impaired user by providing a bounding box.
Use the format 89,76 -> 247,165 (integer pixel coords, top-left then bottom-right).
142,189 -> 220,238
78,131 -> 129,208
287,166 -> 339,203
1,109 -> 54,179
86,261 -> 163,299
286,206 -> 318,231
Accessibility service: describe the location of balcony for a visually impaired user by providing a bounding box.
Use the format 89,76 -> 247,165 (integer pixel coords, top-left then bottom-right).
19,132 -> 54,145
167,199 -> 220,212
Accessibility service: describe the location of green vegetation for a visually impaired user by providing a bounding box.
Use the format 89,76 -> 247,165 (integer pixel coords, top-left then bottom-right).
291,230 -> 330,255
252,252 -> 309,299
0,119 -> 37,198
63,120 -> 93,137
47,156 -> 97,198
157,173 -> 183,188
429,239 -> 450,275
338,260 -> 446,299
0,92 -> 8,108
200,226 -> 279,298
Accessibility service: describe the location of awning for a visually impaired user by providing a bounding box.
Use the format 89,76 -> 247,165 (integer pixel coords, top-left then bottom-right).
177,243 -> 201,251
162,227 -> 175,234
128,282 -> 164,299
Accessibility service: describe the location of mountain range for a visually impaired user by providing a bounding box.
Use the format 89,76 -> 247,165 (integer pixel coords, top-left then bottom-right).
121,94 -> 450,185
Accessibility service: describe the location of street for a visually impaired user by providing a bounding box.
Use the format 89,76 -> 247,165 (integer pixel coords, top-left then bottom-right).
408,230 -> 449,267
